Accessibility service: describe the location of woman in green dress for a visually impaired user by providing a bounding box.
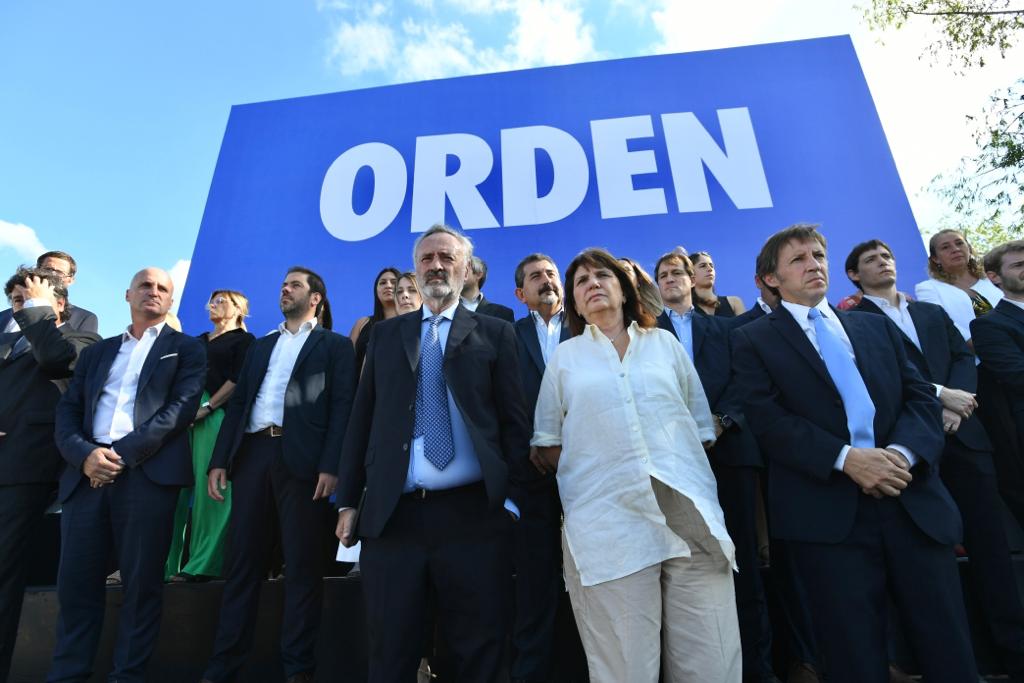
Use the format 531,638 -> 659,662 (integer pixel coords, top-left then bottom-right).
165,290 -> 254,580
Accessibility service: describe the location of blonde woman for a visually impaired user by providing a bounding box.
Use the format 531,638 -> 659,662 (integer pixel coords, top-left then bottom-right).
394,271 -> 422,315
166,290 -> 254,581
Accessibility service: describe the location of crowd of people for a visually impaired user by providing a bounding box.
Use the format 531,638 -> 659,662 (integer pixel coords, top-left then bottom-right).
1,226 -> 1024,683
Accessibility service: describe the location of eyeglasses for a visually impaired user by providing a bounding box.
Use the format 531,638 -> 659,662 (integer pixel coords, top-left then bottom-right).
205,296 -> 232,309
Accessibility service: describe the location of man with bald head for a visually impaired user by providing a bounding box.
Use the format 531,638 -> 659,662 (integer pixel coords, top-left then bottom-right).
49,267 -> 206,683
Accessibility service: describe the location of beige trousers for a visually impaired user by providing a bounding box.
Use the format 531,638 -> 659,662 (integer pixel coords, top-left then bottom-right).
563,478 -> 742,683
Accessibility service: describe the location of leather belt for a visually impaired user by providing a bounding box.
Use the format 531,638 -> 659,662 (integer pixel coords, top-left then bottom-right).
403,481 -> 484,501
251,425 -> 283,438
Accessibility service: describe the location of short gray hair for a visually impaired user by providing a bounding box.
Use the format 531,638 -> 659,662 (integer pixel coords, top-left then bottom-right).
411,223 -> 474,267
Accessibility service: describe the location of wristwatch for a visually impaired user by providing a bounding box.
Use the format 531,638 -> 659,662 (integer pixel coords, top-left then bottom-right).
201,401 -> 213,411
714,413 -> 735,431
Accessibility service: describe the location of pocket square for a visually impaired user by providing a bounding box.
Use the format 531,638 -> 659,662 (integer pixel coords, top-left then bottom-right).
159,353 -> 178,360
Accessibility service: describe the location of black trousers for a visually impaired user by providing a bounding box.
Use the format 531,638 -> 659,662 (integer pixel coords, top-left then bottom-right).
48,469 -> 180,683
0,483 -> 52,682
361,482 -> 512,683
203,434 -> 329,682
941,441 -> 1024,678
790,495 -> 976,683
713,464 -> 775,681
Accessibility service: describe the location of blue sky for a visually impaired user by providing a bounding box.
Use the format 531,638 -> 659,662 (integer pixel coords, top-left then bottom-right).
2,0 -> 1020,336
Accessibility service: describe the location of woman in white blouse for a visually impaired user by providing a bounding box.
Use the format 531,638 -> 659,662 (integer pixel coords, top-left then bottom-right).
916,229 -> 1003,343
532,248 -> 741,683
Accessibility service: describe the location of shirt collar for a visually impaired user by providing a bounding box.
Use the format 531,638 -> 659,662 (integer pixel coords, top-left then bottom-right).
666,305 -> 694,321
122,321 -> 167,342
530,309 -> 563,325
422,301 -> 459,322
863,292 -> 907,310
1005,298 -> 1024,312
780,297 -> 832,323
585,319 -> 645,340
756,297 -> 773,314
277,318 -> 317,336
461,293 -> 483,305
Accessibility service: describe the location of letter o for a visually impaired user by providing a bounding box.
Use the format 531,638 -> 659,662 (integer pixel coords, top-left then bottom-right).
320,142 -> 408,242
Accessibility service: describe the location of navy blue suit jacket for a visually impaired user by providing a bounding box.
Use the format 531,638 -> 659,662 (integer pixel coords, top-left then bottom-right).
656,309 -> 762,467
476,296 -> 515,323
54,324 -> 206,501
210,324 -> 356,480
853,297 -> 991,455
337,305 -> 531,538
972,299 -> 1024,448
731,304 -> 957,544
1,303 -> 98,334
513,312 -> 571,421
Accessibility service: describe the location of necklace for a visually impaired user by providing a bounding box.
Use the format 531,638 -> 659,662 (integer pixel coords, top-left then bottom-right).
603,326 -> 627,344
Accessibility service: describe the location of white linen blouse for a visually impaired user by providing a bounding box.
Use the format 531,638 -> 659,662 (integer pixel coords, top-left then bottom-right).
531,322 -> 735,587
915,277 -> 1003,341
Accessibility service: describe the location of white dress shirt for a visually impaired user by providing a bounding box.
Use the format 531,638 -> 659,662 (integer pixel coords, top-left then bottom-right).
92,322 -> 167,444
863,293 -> 944,398
532,323 -> 734,587
780,299 -> 917,471
530,309 -> 564,364
247,319 -> 316,433
460,293 -> 482,312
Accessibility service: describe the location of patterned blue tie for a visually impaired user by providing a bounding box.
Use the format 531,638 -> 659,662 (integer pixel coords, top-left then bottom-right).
808,308 -> 875,448
414,315 -> 455,470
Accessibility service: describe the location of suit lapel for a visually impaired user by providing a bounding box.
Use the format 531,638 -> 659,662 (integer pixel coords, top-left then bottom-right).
996,299 -> 1024,329
655,311 -> 676,338
516,316 -> 545,374
906,302 -> 940,380
692,312 -> 707,359
290,325 -> 324,379
137,326 -> 176,393
770,306 -> 838,393
89,336 -> 123,410
835,309 -> 874,387
444,305 -> 477,362
401,311 -> 422,372
559,316 -> 572,342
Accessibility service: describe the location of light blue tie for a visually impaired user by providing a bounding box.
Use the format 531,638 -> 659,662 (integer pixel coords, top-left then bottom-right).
808,308 -> 875,448
414,315 -> 455,470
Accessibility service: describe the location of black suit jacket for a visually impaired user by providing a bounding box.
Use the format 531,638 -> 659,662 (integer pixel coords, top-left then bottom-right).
54,324 -> 206,501
731,305 -> 957,544
475,296 -> 515,323
733,303 -> 767,327
853,297 -> 991,455
1,304 -> 98,334
0,307 -> 100,485
972,299 -> 1024,448
513,312 -> 571,420
210,324 -> 355,480
655,309 -> 761,467
337,305 -> 531,538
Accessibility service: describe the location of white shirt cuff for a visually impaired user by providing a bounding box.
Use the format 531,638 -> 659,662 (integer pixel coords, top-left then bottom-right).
503,498 -> 520,520
23,298 -> 48,308
886,444 -> 918,468
834,445 -> 851,471
934,384 -> 944,398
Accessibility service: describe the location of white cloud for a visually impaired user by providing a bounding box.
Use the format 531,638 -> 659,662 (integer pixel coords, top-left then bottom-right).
168,259 -> 190,313
0,219 -> 47,261
323,0 -> 598,81
328,19 -> 397,76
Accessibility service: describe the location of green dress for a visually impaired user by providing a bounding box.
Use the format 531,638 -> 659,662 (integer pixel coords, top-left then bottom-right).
164,328 -> 253,579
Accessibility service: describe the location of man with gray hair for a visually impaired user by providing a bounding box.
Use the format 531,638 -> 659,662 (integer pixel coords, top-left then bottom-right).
461,255 -> 515,322
338,224 -> 530,683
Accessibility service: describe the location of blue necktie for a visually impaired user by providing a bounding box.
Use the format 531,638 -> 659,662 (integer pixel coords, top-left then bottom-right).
808,308 -> 875,448
414,315 -> 455,470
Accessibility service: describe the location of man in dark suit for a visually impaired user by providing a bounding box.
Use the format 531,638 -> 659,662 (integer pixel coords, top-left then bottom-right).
653,251 -> 778,683
731,225 -> 975,683
337,224 -> 531,683
49,267 -> 205,683
201,266 -> 355,683
462,255 -> 515,322
848,238 -> 1024,681
733,274 -> 777,327
0,251 -> 99,334
0,267 -> 99,682
973,240 -> 1024,537
509,253 -> 581,683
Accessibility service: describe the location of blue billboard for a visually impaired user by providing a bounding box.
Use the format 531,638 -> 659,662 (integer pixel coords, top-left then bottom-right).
180,35 -> 922,335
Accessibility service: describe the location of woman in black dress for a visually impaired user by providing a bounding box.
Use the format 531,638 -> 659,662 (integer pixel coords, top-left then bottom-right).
690,251 -> 746,317
349,267 -> 401,370
165,290 -> 254,580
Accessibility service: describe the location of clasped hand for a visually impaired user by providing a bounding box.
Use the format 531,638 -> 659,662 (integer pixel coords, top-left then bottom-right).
842,447 -> 912,499
84,447 -> 124,488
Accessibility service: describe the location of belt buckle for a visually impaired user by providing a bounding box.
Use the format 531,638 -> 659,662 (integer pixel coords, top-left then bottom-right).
269,425 -> 283,438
